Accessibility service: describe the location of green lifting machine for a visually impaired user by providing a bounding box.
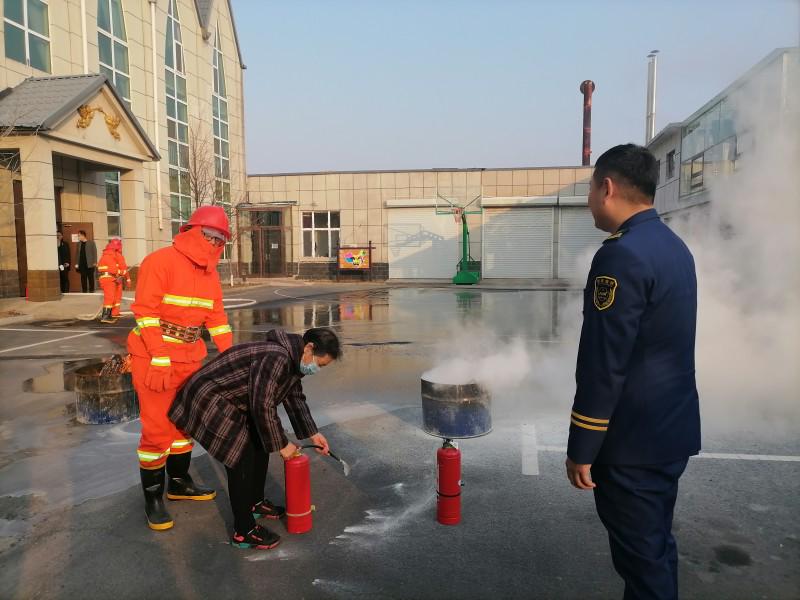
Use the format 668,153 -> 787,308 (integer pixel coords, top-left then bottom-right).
437,192 -> 482,285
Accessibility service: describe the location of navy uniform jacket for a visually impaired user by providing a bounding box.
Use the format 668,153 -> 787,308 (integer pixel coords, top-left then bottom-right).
567,208 -> 701,465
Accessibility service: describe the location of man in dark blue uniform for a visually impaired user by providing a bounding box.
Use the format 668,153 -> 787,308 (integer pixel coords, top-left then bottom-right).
566,144 -> 701,600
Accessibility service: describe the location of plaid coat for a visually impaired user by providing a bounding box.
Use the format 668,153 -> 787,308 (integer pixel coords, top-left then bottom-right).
168,329 -> 318,468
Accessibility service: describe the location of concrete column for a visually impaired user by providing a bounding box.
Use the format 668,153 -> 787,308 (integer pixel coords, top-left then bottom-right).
120,165 -> 148,267
20,141 -> 59,301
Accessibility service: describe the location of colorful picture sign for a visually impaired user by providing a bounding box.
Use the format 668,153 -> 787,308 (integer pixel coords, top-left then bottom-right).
338,248 -> 370,270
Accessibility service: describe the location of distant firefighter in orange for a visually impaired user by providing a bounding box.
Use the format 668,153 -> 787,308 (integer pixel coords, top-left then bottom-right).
127,206 -> 233,531
97,238 -> 130,324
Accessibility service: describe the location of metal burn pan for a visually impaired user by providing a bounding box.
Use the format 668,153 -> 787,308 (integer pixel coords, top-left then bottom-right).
421,378 -> 492,439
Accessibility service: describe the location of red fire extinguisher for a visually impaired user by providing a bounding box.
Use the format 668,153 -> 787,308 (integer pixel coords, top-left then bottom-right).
437,439 -> 461,525
284,451 -> 314,534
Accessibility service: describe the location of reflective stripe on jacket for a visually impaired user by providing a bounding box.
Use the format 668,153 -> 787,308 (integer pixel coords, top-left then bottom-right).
127,227 -> 232,364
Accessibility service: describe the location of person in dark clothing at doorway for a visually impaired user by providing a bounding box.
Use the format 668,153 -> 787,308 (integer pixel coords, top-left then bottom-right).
169,327 -> 341,550
76,230 -> 97,293
56,231 -> 71,293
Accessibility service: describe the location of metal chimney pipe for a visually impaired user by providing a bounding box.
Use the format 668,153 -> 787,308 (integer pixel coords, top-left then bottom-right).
579,80 -> 595,166
645,50 -> 659,144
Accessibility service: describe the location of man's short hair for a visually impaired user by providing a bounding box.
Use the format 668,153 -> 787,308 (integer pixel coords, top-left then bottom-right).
593,144 -> 658,202
78,230 -> 87,237
303,327 -> 342,360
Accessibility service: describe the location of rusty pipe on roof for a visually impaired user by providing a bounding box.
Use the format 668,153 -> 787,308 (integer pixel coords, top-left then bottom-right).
579,80 -> 595,166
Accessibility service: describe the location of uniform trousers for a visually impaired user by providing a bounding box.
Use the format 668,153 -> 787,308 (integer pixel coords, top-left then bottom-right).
132,356 -> 200,469
591,458 -> 689,600
99,278 -> 123,315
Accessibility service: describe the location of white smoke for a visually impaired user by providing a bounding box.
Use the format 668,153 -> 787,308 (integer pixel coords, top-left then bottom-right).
673,74 -> 800,434
421,334 -> 530,393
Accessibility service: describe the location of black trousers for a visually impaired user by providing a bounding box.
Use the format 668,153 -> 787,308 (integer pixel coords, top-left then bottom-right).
225,431 -> 270,535
591,459 -> 689,600
59,269 -> 69,293
80,268 -> 95,293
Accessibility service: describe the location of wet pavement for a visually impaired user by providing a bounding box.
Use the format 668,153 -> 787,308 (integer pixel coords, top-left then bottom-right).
0,286 -> 798,599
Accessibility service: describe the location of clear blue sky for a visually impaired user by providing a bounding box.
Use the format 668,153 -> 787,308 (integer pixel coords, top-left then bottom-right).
235,0 -> 799,174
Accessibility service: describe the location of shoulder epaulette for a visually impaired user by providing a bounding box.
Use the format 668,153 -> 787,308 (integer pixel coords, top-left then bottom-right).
603,230 -> 625,243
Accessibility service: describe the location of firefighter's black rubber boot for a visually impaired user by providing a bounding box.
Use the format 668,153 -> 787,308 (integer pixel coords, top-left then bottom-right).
166,452 -> 216,501
231,524 -> 281,550
100,308 -> 115,324
140,467 -> 174,531
252,498 -> 286,520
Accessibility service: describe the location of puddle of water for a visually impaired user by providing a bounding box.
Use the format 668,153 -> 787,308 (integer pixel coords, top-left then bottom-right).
22,359 -> 98,393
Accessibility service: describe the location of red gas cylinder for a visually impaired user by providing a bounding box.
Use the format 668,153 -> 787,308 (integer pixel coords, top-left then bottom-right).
284,452 -> 313,534
436,444 -> 461,525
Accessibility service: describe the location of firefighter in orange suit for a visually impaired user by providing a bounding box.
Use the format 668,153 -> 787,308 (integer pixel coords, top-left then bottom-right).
128,206 -> 233,531
98,238 -> 131,324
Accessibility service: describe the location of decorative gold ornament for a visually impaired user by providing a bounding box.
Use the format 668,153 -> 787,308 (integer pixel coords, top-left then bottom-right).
76,105 -> 121,140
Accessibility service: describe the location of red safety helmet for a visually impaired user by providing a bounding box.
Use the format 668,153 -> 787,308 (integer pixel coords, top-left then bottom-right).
180,205 -> 231,240
107,238 -> 122,251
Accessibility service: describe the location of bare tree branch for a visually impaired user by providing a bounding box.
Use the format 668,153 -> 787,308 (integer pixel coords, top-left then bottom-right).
187,119 -> 216,209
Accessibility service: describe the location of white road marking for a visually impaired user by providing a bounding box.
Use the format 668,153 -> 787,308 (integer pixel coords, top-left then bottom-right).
0,331 -> 94,354
222,298 -> 257,309
521,423 -> 540,475
0,328 -> 92,333
535,445 -> 800,463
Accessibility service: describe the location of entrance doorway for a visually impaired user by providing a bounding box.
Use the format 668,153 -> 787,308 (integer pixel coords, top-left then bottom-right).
60,222 -> 95,292
12,180 -> 26,296
238,209 -> 287,278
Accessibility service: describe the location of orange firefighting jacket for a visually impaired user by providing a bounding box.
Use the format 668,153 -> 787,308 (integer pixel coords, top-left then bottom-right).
127,227 -> 233,365
97,248 -> 127,280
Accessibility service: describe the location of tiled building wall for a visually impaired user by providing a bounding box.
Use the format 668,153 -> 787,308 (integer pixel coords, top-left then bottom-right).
247,166 -> 592,279
0,0 -> 246,256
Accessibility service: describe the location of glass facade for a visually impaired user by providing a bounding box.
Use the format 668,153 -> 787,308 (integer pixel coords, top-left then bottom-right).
680,97 -> 738,197
212,28 -> 232,256
97,0 -> 130,103
105,171 -> 121,236
3,0 -> 51,72
165,0 -> 190,236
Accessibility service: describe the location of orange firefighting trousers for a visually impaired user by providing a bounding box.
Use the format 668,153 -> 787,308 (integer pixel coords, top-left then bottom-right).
132,356 -> 201,469
99,278 -> 123,316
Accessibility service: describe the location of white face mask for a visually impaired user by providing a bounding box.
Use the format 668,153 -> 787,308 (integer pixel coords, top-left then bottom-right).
300,357 -> 320,376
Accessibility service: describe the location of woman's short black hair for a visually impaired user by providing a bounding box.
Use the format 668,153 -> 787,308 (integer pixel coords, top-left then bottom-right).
593,143 -> 658,202
303,327 -> 342,360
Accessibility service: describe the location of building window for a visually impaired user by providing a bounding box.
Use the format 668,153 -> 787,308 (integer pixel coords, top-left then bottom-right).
212,28 -> 232,257
97,0 -> 130,103
302,211 -> 340,258
666,150 -> 675,179
105,171 -> 121,236
655,159 -> 661,185
3,0 -> 51,72
165,0 -> 190,236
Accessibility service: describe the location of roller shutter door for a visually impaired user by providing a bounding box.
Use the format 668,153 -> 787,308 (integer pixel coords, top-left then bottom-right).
482,207 -> 554,278
388,208 -> 459,279
557,207 -> 606,282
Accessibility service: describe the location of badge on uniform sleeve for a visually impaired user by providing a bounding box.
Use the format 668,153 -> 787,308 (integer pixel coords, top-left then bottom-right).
593,276 -> 618,310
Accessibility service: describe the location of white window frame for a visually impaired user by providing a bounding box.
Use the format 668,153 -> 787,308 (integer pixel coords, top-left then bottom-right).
3,0 -> 51,72
105,171 -> 122,236
302,211 -> 340,258
165,0 -> 190,234
97,0 -> 130,104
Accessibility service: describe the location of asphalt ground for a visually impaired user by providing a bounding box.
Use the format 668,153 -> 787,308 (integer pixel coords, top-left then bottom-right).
0,286 -> 798,599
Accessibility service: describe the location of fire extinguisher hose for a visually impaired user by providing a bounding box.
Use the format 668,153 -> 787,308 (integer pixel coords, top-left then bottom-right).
299,445 -> 351,476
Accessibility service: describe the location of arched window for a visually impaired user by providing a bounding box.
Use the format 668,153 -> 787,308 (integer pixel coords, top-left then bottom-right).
165,0 -> 190,235
212,28 -> 231,253
97,0 -> 129,102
